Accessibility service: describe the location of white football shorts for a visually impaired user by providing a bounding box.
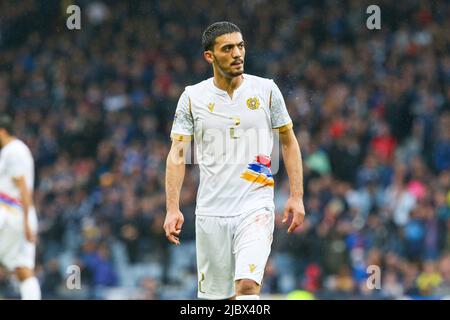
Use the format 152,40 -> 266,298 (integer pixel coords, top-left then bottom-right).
0,204 -> 38,271
195,207 -> 274,299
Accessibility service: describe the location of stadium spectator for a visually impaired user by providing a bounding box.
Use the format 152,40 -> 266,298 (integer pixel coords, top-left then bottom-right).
1,0 -> 449,299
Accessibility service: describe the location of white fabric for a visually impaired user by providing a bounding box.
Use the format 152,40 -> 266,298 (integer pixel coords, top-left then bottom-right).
196,207 -> 274,300
20,276 -> 41,300
171,74 -> 292,217
0,138 -> 38,271
0,206 -> 38,271
0,139 -> 34,200
236,295 -> 260,300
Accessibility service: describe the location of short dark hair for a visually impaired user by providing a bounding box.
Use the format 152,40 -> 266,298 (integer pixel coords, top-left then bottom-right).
0,115 -> 13,134
202,21 -> 241,51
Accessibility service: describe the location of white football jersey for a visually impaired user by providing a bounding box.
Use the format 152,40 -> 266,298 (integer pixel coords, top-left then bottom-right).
171,74 -> 292,216
0,139 -> 35,204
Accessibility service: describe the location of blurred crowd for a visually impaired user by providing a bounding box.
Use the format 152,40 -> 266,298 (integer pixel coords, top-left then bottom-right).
0,0 -> 449,299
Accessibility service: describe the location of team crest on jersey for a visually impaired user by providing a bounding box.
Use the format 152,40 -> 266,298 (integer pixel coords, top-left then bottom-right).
246,97 -> 260,110
208,102 -> 215,112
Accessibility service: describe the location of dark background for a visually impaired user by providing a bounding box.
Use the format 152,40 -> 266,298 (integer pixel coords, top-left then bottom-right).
0,0 -> 449,299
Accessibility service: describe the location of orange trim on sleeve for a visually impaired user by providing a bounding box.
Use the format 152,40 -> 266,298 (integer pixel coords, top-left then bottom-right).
275,122 -> 293,133
171,133 -> 193,142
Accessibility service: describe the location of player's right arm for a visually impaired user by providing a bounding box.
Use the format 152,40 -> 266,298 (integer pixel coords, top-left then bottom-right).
164,138 -> 190,245
164,90 -> 194,245
14,175 -> 35,243
6,146 -> 36,243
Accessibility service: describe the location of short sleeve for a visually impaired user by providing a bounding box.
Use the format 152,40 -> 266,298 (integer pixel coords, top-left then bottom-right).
170,91 -> 194,141
269,81 -> 293,132
5,149 -> 26,178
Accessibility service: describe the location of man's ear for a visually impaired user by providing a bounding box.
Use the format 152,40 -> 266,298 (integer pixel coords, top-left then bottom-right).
203,50 -> 214,64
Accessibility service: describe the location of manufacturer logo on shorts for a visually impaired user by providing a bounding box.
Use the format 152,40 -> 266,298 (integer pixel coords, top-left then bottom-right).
249,264 -> 257,273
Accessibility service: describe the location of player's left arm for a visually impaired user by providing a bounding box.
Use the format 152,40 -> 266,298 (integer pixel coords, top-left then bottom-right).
13,175 -> 35,243
269,80 -> 306,233
279,127 -> 306,233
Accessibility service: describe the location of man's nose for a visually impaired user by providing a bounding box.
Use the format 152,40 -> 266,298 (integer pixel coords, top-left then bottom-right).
231,46 -> 241,58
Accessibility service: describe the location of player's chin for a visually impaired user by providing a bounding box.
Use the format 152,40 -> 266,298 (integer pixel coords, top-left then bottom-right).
229,69 -> 244,77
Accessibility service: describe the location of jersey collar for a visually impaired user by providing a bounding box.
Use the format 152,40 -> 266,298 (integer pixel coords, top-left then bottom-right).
210,74 -> 247,99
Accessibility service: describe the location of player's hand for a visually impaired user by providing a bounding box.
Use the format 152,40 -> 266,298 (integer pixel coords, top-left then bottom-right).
163,210 -> 184,245
24,221 -> 36,243
282,197 -> 306,233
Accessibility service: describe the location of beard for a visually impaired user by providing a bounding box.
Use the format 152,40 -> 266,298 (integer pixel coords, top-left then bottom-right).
229,67 -> 244,77
214,55 -> 244,78
221,64 -> 244,78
